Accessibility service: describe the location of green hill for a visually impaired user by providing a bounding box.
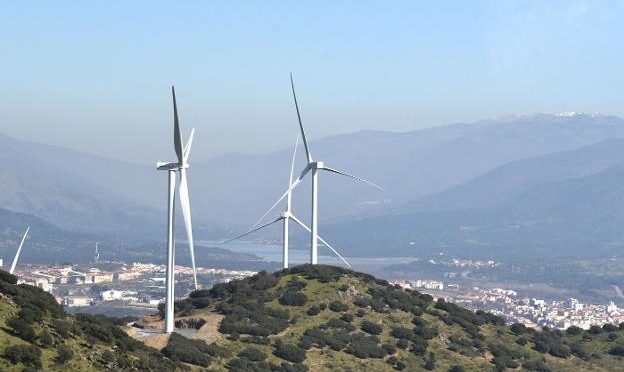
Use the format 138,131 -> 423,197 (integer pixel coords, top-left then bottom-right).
153,265 -> 624,371
0,270 -> 177,371
2,265 -> 624,371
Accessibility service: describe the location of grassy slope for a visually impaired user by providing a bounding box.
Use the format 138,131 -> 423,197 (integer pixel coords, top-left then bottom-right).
0,270 -> 176,372
173,266 -> 624,371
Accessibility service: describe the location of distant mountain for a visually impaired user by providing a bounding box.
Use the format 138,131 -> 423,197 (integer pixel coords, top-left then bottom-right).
4,112 -> 624,241
402,138 -> 624,213
0,133 -> 162,237
322,166 -> 624,259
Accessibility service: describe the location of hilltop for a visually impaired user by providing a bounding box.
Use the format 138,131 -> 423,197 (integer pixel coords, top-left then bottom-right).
141,265 -> 624,371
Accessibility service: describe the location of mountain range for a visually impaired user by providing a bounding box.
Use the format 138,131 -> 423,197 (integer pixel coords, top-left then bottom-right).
4,113 -> 624,262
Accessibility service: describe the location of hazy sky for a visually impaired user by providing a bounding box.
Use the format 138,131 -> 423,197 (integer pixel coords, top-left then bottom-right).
1,1 -> 623,164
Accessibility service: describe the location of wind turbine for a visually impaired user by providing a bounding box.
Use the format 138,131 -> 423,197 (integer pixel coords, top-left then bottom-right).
226,136 -> 351,269
9,227 -> 29,274
156,86 -> 198,334
251,74 -> 384,265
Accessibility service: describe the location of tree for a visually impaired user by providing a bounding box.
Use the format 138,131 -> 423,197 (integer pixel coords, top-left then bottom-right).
55,345 -> 74,364
4,345 -> 42,369
274,341 -> 306,363
424,351 -> 436,370
39,330 -> 54,347
239,347 -> 266,362
360,320 -> 383,335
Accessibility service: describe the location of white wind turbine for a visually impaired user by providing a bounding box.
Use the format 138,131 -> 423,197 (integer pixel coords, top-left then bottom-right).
156,86 -> 198,334
9,227 -> 29,274
226,136 -> 351,269
252,74 -> 384,265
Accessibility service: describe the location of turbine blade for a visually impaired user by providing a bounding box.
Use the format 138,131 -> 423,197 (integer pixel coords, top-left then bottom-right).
290,215 -> 351,267
322,166 -> 385,191
223,217 -> 283,244
10,226 -> 30,274
179,169 -> 198,290
290,73 -> 313,163
287,134 -> 300,212
172,86 -> 184,165
183,128 -> 195,163
250,165 -> 311,229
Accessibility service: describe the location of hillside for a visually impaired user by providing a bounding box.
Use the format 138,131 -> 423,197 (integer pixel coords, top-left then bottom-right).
402,138 -> 624,213
135,265 -> 624,371
0,269 -> 177,371
322,166 -> 624,259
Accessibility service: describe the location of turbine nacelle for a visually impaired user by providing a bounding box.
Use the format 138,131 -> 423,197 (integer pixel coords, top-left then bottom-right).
156,161 -> 180,171
311,161 -> 324,170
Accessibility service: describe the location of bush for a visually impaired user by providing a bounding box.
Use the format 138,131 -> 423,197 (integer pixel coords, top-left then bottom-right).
449,366 -> 465,372
0,269 -> 18,284
588,325 -> 603,335
424,351 -> 436,370
340,313 -> 354,323
7,317 -> 36,342
162,333 -> 230,367
565,326 -> 582,336
279,292 -> 307,307
239,347 -> 266,362
55,345 -> 74,364
39,330 -> 54,347
360,320 -> 383,335
329,301 -> 348,312
382,343 -> 397,354
609,346 -> 624,357
345,333 -> 386,359
306,305 -> 320,316
396,338 -> 409,349
510,322 -> 527,335
274,341 -> 306,363
603,323 -> 619,332
4,344 -> 42,368
354,297 -> 370,308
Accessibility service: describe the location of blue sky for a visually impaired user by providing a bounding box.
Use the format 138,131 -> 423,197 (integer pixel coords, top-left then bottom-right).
1,1 -> 623,163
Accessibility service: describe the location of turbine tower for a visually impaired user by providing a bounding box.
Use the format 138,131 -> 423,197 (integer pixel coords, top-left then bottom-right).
227,136 -> 351,269
10,227 -> 30,274
156,86 -> 198,334
251,74 -> 384,265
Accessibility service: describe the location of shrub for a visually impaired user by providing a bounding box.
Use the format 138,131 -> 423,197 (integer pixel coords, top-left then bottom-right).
0,269 -> 18,284
329,301 -> 348,312
279,292 -> 307,307
565,326 -> 582,336
340,313 -> 354,323
306,305 -> 320,316
4,344 -> 42,368
588,325 -> 603,335
274,341 -> 306,363
239,347 -> 266,361
382,343 -> 397,354
55,345 -> 73,364
510,323 -> 527,335
396,338 -> 409,349
424,351 -> 436,370
356,309 -> 366,317
7,317 -> 36,342
609,346 -> 624,357
39,330 -> 54,347
360,320 -> 383,335
354,297 -> 370,308
345,333 -> 386,359
162,333 -> 229,367
449,366 -> 465,372
603,323 -> 619,332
